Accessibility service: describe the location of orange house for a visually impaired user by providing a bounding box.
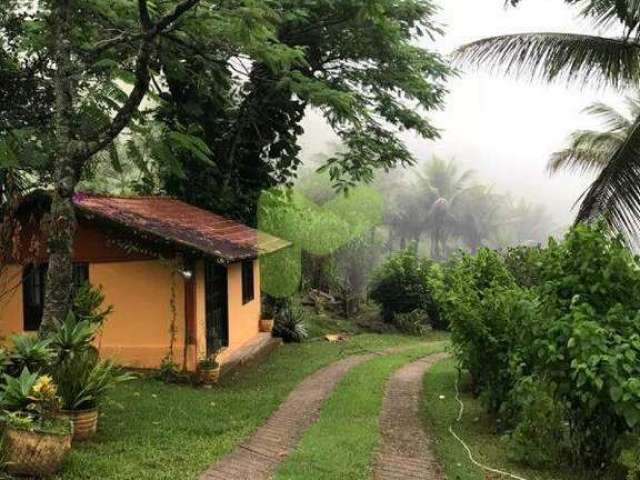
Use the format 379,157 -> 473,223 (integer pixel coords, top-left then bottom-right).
0,193 -> 289,371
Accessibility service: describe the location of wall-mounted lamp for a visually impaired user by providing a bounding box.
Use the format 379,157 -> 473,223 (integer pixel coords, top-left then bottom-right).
180,269 -> 193,280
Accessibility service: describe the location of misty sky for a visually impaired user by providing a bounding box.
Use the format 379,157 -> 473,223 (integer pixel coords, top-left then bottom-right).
299,0 -> 628,228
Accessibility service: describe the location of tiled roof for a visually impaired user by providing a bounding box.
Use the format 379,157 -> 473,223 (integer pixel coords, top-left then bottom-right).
72,193 -> 290,262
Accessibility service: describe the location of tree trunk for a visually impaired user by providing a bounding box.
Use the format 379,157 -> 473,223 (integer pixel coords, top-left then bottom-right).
41,0 -> 76,334
40,191 -> 77,333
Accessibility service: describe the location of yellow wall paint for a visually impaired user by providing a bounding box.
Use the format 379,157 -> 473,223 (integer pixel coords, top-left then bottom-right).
226,259 -> 261,349
0,258 -> 263,371
91,260 -> 186,369
0,265 -> 25,339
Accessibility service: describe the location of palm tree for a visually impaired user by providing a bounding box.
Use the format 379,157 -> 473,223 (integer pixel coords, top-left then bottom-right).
549,95 -> 640,176
454,0 -> 640,238
418,157 -> 476,258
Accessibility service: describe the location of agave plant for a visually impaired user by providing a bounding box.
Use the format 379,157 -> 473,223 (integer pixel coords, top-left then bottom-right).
0,368 -> 40,411
273,301 -> 308,343
9,335 -> 54,375
454,0 -> 640,239
49,312 -> 99,363
52,350 -> 134,411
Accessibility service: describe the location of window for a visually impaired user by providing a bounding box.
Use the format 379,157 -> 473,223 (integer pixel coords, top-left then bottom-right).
241,260 -> 254,305
22,263 -> 89,331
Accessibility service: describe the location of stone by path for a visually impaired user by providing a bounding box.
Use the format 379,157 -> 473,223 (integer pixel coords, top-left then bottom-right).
199,351 -> 380,480
374,353 -> 449,480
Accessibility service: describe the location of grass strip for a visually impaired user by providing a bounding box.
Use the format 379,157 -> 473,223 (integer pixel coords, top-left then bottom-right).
422,357 -> 596,480
56,333 -> 444,480
274,341 -> 448,480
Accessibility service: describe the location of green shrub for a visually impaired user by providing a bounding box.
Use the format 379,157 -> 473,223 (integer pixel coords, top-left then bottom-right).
429,249 -> 537,413
369,247 -> 442,328
273,300 -> 308,343
501,245 -> 545,288
72,282 -> 113,325
392,309 -> 432,336
439,223 -> 640,470
530,223 -> 640,468
503,376 -> 567,467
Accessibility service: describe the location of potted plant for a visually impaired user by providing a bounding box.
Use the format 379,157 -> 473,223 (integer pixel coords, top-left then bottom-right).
259,302 -> 275,333
198,356 -> 221,387
54,349 -> 134,440
1,369 -> 72,477
49,314 -> 134,441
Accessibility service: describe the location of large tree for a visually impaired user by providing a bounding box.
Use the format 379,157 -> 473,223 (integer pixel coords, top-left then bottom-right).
1,0 -> 301,331
454,0 -> 640,239
153,0 -> 452,223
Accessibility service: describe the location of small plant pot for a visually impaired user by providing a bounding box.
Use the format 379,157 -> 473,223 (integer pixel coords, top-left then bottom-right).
59,408 -> 99,441
3,426 -> 72,477
259,318 -> 274,333
199,365 -> 221,386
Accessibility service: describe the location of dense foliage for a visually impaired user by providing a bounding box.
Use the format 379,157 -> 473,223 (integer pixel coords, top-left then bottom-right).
430,222 -> 640,472
369,247 -> 442,331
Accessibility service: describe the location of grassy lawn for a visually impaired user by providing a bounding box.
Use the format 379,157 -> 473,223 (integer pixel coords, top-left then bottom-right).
423,358 -> 605,480
55,332 -> 445,480
275,341 -> 448,480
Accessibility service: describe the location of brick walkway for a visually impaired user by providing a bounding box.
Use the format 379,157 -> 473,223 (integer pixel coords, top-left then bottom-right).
199,352 -> 379,480
374,353 -> 449,480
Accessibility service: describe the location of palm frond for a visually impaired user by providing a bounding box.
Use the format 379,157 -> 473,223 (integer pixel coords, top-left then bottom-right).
576,114 -> 640,238
583,102 -> 633,131
548,147 -> 615,175
453,33 -> 640,88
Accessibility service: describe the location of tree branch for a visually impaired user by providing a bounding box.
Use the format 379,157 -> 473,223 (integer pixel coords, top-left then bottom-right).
78,0 -> 201,163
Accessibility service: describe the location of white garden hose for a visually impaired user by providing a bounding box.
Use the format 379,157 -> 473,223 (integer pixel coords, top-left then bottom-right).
448,371 -> 528,480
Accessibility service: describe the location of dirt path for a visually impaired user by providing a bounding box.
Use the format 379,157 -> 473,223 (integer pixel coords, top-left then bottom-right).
199,351 -> 381,480
373,353 -> 449,480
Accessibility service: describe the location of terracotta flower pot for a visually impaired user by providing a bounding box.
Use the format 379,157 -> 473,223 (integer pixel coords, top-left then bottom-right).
3,425 -> 72,477
259,318 -> 274,333
59,408 -> 99,441
199,365 -> 221,386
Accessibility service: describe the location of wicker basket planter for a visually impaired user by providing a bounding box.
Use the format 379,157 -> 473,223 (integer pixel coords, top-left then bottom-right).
259,318 -> 274,333
199,365 -> 221,386
59,408 -> 99,441
3,425 -> 72,477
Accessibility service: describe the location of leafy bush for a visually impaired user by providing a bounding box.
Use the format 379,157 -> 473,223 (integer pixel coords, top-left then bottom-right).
438,223 -> 640,470
503,376 -> 567,467
392,309 -> 432,336
72,282 -> 113,325
369,247 -> 442,328
501,245 -> 545,288
530,223 -> 640,467
429,249 -> 537,413
273,300 -> 308,343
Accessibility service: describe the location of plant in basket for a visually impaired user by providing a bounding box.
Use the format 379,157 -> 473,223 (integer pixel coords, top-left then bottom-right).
49,313 -> 134,441
0,368 -> 72,477
198,342 -> 223,387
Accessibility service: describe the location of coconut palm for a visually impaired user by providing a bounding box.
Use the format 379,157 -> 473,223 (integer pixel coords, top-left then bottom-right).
419,157 -> 476,258
549,94 -> 640,176
454,0 -> 640,238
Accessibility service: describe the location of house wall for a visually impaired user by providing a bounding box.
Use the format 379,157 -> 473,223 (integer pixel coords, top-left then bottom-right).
194,259 -> 262,362
0,260 -> 186,369
0,257 -> 263,371
227,259 -> 261,348
0,265 -> 25,340
91,260 -> 186,369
